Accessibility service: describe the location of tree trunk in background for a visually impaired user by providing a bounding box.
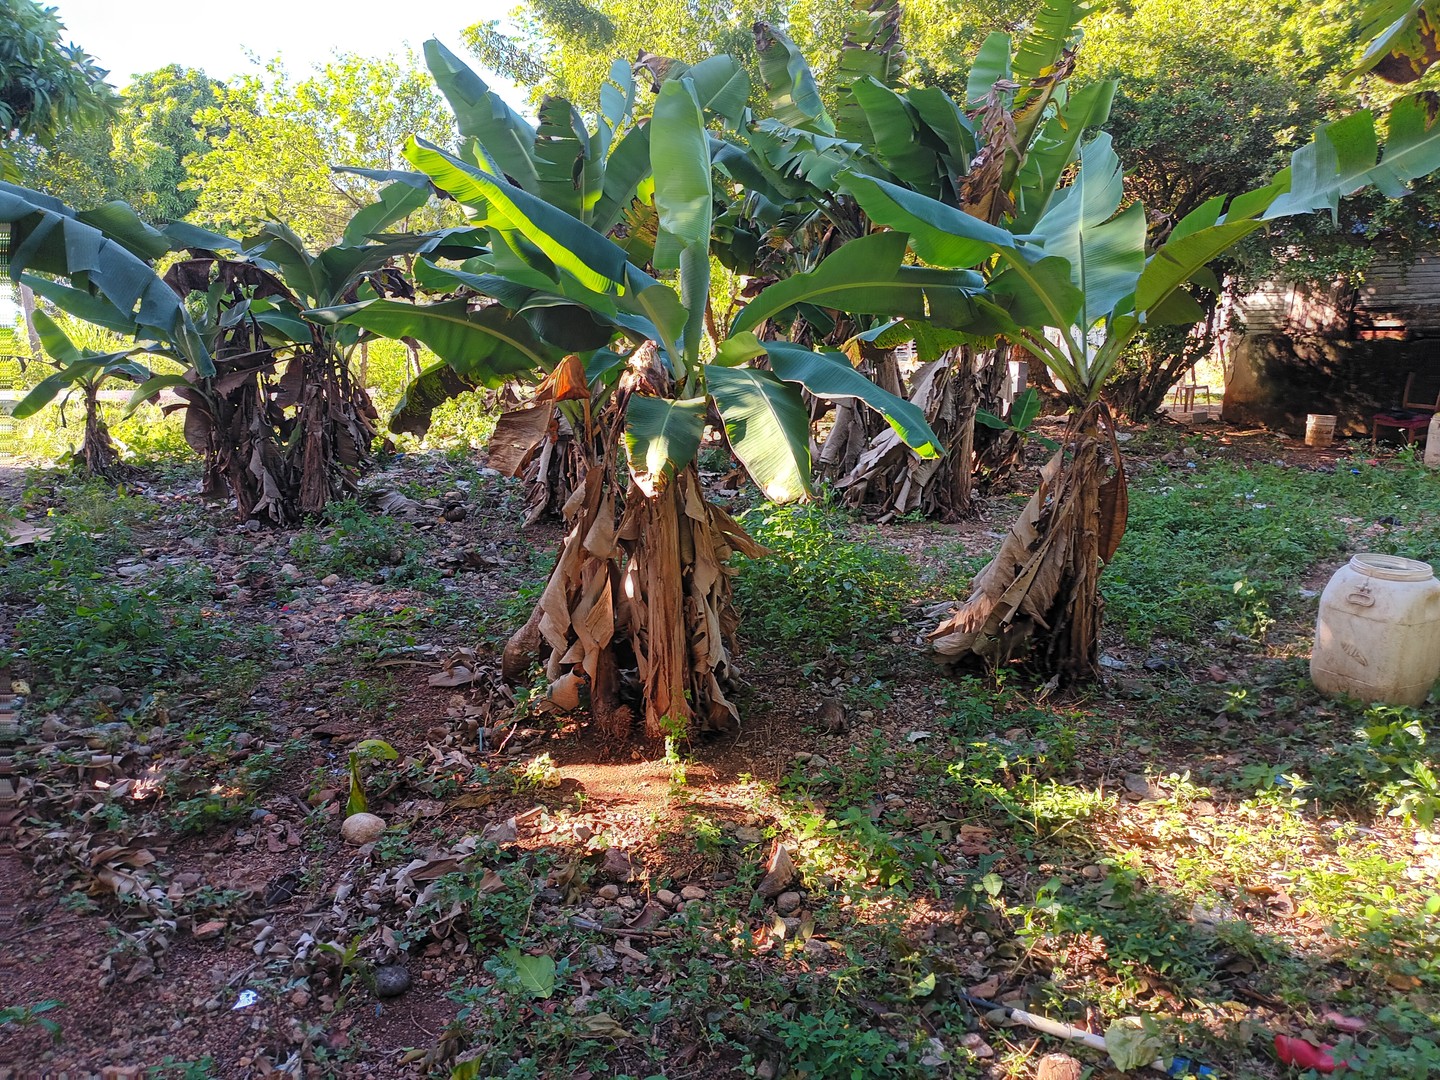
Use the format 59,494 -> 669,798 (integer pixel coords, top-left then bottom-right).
78,382 -> 128,482
835,345 -> 1020,521
931,401 -> 1128,684
1103,297 -> 1220,421
17,283 -> 42,359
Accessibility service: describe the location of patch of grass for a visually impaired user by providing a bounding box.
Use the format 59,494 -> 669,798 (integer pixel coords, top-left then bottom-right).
287,499 -> 431,583
1022,862 -> 1222,996
2,517 -> 272,705
734,503 -> 919,658
1106,454 -> 1440,644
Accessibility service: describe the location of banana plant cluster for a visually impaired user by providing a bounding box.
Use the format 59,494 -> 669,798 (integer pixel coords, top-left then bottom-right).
329,42 -> 959,507
835,89 -> 1440,678
704,1 -> 1118,519
9,309 -> 156,479
2,176 -> 446,521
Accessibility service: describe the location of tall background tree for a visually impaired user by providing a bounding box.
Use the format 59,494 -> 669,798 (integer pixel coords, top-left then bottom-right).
184,53 -> 457,248
20,65 -> 221,221
0,0 -> 113,181
464,0 -> 1035,110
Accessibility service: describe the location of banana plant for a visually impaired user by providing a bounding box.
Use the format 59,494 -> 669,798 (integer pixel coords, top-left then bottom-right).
15,181 -> 437,523
718,1 -> 1113,521
324,50 -> 974,740
839,90 -> 1440,681
10,310 -> 157,480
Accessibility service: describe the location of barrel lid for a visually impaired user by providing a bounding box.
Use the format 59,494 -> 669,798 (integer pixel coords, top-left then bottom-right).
1348,553 -> 1435,581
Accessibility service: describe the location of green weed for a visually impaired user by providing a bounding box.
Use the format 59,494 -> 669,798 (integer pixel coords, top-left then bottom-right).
734,503 -> 918,658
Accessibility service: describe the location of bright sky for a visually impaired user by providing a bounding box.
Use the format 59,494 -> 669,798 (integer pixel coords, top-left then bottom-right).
50,0 -> 517,89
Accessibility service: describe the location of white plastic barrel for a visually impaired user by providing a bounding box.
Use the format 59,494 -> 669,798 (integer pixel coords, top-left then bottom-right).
1425,412 -> 1440,467
1311,554 -> 1440,707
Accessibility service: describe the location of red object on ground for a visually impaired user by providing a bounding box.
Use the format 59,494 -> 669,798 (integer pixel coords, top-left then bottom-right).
1275,1034 -> 1349,1073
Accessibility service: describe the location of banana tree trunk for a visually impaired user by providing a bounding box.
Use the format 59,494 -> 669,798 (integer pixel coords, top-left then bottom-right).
79,383 -> 127,481
503,349 -> 766,743
930,401 -> 1127,683
836,346 -> 1019,522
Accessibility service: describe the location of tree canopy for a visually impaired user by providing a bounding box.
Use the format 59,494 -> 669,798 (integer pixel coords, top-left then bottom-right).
0,0 -> 114,178
184,53 -> 456,247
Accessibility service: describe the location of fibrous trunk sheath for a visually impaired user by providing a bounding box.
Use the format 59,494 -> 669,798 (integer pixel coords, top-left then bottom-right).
930,401 -> 1127,683
503,348 -> 765,744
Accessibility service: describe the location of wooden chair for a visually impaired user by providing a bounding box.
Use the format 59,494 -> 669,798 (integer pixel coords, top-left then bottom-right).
1372,371 -> 1440,446
1170,367 -> 1211,412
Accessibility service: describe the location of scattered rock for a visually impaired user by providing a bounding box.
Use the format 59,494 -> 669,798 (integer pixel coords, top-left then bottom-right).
320,573 -> 340,587
340,812 -> 386,846
600,847 -> 633,882
734,826 -> 763,844
776,891 -> 802,914
966,975 -> 999,999
444,505 -> 468,522
680,884 -> 707,901
655,889 -> 680,907
483,816 -> 519,843
629,901 -> 668,930
586,944 -> 618,972
1036,1053 -> 1083,1080
1123,773 -> 1157,799
757,845 -> 797,898
194,920 -> 226,941
374,965 -> 411,998
280,562 -> 301,580
920,1037 -> 947,1068
1080,864 -> 1104,881
960,1032 -> 995,1059
92,685 -> 125,705
597,884 -> 621,901
815,698 -> 847,735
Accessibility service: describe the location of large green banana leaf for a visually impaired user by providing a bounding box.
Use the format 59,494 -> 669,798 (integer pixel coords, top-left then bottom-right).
1009,80 -> 1115,233
965,33 -> 1013,108
14,311 -> 151,419
18,273 -> 139,335
342,181 -> 433,246
0,182 -> 213,374
650,76 -> 715,370
754,22 -> 836,136
705,364 -> 812,503
424,39 -> 541,196
1264,94 -> 1440,220
838,171 -> 1027,268
405,137 -> 631,298
317,298 -> 560,378
680,55 -> 752,128
1012,0 -> 1095,86
74,201 -> 170,261
848,78 -> 943,198
1029,134 -> 1147,335
730,231 -> 985,336
762,341 -> 941,456
390,362 -> 484,438
624,395 -> 709,496
904,87 -> 975,179
652,79 -> 714,268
